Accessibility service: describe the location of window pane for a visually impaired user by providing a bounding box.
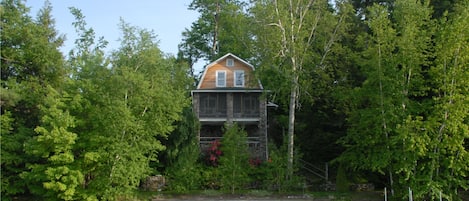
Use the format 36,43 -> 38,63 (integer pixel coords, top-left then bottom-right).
226,59 -> 234,67
235,71 -> 244,87
217,71 -> 226,87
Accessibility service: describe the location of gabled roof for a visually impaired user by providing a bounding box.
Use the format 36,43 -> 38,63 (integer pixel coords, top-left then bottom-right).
197,53 -> 262,89
208,53 -> 254,69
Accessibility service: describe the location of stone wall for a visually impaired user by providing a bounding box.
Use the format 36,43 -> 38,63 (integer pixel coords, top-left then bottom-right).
258,97 -> 268,160
141,175 -> 165,191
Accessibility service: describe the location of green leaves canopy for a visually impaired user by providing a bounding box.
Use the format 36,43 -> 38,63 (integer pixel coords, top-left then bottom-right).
1,4 -> 190,200
338,0 -> 468,199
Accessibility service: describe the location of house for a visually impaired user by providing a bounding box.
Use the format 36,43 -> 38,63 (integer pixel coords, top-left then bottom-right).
191,53 -> 268,160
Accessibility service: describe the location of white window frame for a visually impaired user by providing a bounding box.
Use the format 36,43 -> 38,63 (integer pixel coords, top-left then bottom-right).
216,70 -> 226,87
226,58 -> 234,67
234,70 -> 245,87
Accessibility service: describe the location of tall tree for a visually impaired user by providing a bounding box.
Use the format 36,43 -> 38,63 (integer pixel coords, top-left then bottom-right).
1,1 -> 66,199
251,0 -> 350,178
389,0 -> 434,198
294,1 -> 358,165
66,10 -> 190,198
338,0 -> 468,199
162,108 -> 200,167
162,108 -> 201,192
103,21 -> 188,198
219,124 -> 250,194
425,1 -> 469,199
178,0 -> 253,72
338,3 -> 399,194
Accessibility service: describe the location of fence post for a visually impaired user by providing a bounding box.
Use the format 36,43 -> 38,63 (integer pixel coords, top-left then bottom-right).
325,162 -> 329,182
384,187 -> 387,201
440,191 -> 442,201
409,187 -> 413,201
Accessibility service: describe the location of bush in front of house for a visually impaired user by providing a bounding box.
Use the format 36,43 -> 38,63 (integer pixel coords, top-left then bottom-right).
218,123 -> 251,194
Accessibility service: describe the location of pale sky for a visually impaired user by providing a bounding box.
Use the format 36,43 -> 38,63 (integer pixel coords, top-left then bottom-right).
26,0 -> 199,58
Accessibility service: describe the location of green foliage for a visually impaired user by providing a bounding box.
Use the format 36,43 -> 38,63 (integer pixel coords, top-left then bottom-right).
163,108 -> 200,166
179,0 -> 253,66
0,6 -> 192,200
338,2 -> 399,174
261,141 -> 303,192
2,0 -> 467,199
21,86 -> 83,200
430,0 -> 462,19
200,166 -> 221,190
251,0 -> 353,179
65,15 -> 190,199
164,108 -> 202,193
262,143 -> 287,191
338,0 -> 468,200
166,164 -> 204,193
1,0 -> 65,86
423,1 -> 469,199
218,123 -> 250,194
0,109 -> 28,199
1,1 -> 66,199
336,164 -> 349,192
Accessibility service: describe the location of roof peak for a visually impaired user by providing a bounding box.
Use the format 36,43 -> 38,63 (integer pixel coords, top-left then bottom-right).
206,53 -> 254,69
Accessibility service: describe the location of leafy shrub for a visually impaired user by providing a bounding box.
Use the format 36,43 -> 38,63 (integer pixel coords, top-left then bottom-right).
261,141 -> 303,192
336,164 -> 349,192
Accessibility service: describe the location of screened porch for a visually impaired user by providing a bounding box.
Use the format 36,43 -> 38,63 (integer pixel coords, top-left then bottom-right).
197,92 -> 260,119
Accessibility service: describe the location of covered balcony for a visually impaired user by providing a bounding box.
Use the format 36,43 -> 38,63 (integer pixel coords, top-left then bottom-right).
199,93 -> 227,118
195,92 -> 261,124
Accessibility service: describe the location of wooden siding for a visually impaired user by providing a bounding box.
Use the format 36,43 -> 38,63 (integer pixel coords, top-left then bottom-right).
199,57 -> 261,89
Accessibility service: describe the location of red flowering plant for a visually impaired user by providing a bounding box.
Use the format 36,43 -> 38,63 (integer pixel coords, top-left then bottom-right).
249,157 -> 262,167
206,139 -> 222,166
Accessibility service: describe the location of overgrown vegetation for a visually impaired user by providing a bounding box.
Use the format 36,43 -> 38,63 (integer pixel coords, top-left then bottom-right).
218,124 -> 250,194
163,123 -> 305,194
1,0 -> 468,200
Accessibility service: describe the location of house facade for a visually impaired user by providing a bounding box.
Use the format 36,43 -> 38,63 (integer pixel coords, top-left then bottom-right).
191,53 -> 268,160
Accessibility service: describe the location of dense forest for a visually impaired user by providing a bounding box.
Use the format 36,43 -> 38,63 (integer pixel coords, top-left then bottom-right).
1,0 -> 467,200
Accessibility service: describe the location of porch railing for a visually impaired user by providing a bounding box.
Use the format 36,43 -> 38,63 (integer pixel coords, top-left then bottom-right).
200,136 -> 260,144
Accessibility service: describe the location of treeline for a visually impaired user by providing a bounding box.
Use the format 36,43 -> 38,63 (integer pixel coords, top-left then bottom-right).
1,1 -> 191,200
179,0 -> 468,200
1,0 -> 468,200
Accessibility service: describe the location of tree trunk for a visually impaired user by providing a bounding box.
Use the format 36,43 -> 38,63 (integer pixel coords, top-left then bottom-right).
287,69 -> 299,179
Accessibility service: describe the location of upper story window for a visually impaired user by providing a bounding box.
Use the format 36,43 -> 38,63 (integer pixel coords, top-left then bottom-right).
226,58 -> 234,67
234,70 -> 245,87
216,70 -> 226,87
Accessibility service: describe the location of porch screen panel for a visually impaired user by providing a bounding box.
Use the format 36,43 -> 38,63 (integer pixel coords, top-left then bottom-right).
233,94 -> 242,117
199,93 -> 227,118
216,93 -> 227,117
244,93 -> 259,117
233,93 -> 260,118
